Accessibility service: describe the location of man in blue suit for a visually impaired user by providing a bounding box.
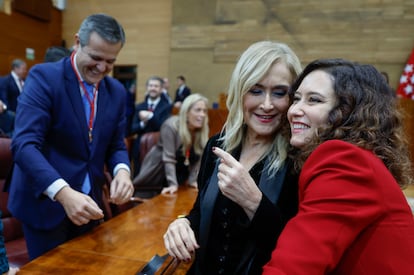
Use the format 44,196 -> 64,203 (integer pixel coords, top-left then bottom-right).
8,14 -> 134,260
130,76 -> 172,176
0,59 -> 27,113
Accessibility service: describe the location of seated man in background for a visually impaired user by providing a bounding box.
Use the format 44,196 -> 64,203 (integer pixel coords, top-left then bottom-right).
0,59 -> 27,113
130,76 -> 172,176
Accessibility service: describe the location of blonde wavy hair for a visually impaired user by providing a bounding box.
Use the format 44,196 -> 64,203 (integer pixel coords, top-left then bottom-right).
178,93 -> 209,156
221,41 -> 302,176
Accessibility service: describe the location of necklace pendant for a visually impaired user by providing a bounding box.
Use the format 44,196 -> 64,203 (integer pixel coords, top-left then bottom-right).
184,147 -> 190,166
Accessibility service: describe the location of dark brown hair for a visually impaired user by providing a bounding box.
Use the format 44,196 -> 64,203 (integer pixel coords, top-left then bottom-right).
290,58 -> 413,188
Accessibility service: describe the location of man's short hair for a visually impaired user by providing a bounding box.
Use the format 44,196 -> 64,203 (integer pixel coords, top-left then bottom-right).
11,59 -> 25,70
146,76 -> 164,87
78,13 -> 126,47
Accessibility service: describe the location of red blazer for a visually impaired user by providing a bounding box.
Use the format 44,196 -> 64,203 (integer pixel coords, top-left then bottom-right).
263,140 -> 414,275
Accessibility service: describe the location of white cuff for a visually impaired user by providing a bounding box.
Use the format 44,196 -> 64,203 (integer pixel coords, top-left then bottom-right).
43,179 -> 69,201
114,163 -> 130,176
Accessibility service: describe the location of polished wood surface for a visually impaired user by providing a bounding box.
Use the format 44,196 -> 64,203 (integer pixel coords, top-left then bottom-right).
18,186 -> 198,274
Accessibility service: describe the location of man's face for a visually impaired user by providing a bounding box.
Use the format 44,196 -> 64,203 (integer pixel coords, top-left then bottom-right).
15,63 -> 27,79
146,79 -> 163,100
74,32 -> 122,84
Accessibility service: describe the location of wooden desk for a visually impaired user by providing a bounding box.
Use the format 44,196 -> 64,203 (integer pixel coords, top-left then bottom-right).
18,186 -> 198,274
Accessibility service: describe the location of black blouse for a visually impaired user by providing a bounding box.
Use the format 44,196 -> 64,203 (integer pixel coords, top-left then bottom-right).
186,134 -> 298,275
205,156 -> 264,274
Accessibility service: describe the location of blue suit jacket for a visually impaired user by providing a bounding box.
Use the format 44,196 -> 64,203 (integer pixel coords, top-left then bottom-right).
0,74 -> 20,112
8,57 -> 130,230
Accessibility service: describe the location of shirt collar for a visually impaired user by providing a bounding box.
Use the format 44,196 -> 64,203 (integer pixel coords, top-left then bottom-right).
11,71 -> 20,82
147,97 -> 161,106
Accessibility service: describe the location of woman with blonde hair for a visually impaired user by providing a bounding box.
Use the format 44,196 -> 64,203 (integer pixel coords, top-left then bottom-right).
163,41 -> 302,274
133,93 -> 209,195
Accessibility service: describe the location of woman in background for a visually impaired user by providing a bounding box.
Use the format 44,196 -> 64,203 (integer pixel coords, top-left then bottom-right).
263,59 -> 414,274
163,41 -> 302,274
132,93 -> 209,195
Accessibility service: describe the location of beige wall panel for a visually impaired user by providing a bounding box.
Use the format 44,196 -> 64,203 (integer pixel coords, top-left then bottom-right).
171,0 -> 414,99
62,0 -> 414,103
60,0 -> 414,164
170,49 -> 234,106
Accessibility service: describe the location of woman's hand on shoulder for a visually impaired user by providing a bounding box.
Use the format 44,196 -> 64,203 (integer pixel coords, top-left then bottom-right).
164,217 -> 199,261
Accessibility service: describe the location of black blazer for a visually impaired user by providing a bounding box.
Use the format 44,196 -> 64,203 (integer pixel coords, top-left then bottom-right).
186,134 -> 298,275
174,85 -> 191,103
0,74 -> 21,112
0,110 -> 15,137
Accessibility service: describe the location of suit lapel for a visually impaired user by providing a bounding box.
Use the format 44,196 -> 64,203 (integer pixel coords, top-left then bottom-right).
198,146 -> 289,273
258,158 -> 288,204
92,78 -> 110,151
64,59 -> 90,150
11,77 -> 20,93
234,159 -> 288,274
198,159 -> 220,268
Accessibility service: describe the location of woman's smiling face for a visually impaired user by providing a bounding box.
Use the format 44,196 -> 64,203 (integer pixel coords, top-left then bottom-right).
288,70 -> 337,148
243,62 -> 293,140
187,100 -> 207,131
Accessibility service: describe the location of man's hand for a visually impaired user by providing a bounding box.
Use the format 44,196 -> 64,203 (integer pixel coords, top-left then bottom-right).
139,110 -> 152,122
55,186 -> 104,225
110,169 -> 133,205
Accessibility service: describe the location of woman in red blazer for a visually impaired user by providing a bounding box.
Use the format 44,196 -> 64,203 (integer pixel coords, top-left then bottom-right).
263,59 -> 414,274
